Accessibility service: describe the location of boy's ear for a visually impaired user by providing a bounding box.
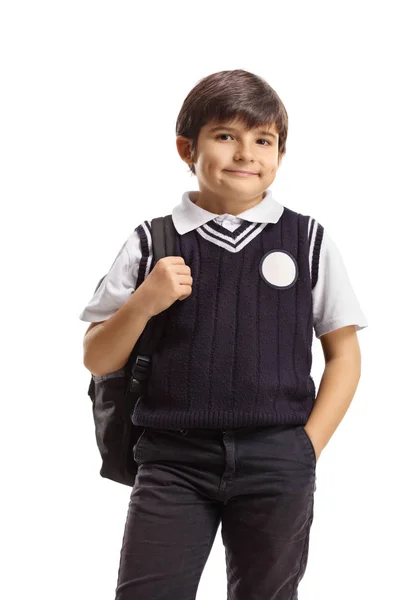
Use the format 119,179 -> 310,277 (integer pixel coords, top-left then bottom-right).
176,136 -> 192,165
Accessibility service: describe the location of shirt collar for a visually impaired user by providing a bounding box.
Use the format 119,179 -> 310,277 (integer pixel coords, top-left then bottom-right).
171,188 -> 284,235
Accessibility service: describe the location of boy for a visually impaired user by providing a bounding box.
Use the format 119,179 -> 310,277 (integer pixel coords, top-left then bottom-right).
80,69 -> 368,599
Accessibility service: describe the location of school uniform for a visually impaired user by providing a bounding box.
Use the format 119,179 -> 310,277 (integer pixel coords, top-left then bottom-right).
79,188 -> 368,600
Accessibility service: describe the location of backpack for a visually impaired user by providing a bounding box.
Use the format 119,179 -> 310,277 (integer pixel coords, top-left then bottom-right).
87,214 -> 176,486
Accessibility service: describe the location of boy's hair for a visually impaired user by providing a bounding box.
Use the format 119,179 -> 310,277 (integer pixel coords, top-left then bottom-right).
176,69 -> 288,175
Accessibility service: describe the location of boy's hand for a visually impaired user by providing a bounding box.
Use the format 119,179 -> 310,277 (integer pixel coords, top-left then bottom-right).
136,256 -> 193,318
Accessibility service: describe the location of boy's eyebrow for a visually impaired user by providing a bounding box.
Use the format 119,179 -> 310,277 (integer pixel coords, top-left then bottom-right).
208,125 -> 278,140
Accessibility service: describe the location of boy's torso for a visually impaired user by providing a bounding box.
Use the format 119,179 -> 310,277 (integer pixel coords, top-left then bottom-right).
133,206 -> 321,431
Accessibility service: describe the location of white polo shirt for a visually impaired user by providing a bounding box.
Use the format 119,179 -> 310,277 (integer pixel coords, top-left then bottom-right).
79,189 -> 368,339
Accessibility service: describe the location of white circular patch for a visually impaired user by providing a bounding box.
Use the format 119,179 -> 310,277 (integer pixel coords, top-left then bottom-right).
259,250 -> 298,289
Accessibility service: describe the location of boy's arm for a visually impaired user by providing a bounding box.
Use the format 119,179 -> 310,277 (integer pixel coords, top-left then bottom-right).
83,286 -> 153,377
80,223 -> 153,376
305,324 -> 362,461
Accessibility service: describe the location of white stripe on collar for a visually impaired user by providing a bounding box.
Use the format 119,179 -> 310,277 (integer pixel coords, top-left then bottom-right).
171,188 -> 284,235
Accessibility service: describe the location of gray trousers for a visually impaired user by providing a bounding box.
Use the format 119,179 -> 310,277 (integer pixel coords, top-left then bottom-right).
115,424 -> 317,600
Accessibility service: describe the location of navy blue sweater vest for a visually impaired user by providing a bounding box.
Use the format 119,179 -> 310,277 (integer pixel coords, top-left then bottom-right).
132,207 -> 323,430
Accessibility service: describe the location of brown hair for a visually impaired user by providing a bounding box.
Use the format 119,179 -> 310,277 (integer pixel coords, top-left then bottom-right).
175,69 -> 289,175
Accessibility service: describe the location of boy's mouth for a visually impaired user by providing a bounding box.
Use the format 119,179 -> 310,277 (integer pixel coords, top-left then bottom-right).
224,170 -> 258,176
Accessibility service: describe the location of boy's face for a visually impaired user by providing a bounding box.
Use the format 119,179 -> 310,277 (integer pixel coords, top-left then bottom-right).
177,117 -> 282,201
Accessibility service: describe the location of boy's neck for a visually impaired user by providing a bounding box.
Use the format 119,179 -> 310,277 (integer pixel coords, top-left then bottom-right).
190,190 -> 266,216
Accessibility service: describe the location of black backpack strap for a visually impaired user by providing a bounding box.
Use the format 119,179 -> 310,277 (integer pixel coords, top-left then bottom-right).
152,214 -> 176,264
131,214 -> 176,382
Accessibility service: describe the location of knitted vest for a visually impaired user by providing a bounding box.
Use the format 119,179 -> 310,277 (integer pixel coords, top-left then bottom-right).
132,206 -> 323,430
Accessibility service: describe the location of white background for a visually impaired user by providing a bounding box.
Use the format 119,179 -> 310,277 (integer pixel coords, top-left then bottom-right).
1,1 -> 398,598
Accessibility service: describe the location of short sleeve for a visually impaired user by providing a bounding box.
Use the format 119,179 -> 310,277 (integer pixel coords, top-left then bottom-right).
312,227 -> 368,338
78,222 -> 152,322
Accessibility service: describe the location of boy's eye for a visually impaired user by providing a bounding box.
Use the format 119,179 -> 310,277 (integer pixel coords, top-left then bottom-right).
217,133 -> 233,141
216,134 -> 270,146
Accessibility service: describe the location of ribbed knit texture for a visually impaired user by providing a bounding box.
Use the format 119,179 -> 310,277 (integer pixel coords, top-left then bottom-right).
132,207 -> 320,430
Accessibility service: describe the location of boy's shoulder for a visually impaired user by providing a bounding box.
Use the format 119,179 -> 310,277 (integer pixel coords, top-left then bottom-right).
280,205 -> 324,240
134,214 -> 174,233
281,204 -> 320,223
133,213 -> 176,256
134,218 -> 153,233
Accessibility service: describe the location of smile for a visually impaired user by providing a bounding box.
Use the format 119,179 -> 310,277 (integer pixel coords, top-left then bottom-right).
224,170 -> 258,177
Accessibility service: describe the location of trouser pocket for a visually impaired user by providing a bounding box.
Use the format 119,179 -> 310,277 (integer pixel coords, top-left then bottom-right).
133,428 -> 147,463
297,426 -> 317,465
296,426 -> 317,492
